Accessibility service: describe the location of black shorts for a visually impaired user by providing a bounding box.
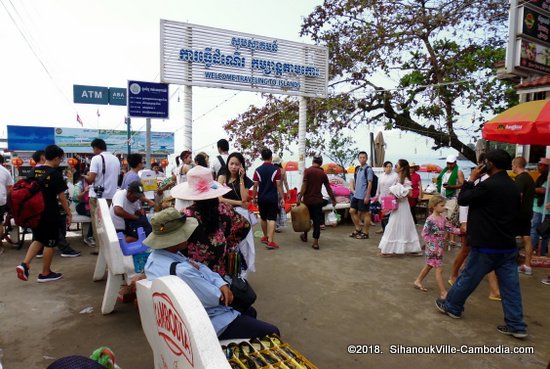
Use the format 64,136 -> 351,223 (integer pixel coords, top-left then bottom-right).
32,219 -> 59,247
258,201 -> 278,221
517,217 -> 531,236
350,197 -> 370,212
0,205 -> 6,220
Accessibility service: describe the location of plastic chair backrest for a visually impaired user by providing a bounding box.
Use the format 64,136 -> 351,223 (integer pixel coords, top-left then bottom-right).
136,276 -> 231,369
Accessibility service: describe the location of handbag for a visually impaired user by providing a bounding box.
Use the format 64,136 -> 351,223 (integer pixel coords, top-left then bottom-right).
381,195 -> 398,212
536,217 -> 550,238
291,203 -> 311,232
223,275 -> 257,313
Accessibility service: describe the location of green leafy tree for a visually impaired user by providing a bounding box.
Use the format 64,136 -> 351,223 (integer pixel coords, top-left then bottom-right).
224,0 -> 517,163
324,132 -> 358,180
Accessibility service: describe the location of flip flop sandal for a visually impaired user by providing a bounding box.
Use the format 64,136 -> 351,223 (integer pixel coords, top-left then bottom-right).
414,284 -> 428,292
312,244 -> 320,250
300,233 -> 308,242
355,232 -> 369,239
349,230 -> 361,238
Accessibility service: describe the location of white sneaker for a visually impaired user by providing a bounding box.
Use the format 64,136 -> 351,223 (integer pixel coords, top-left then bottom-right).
518,264 -> 533,275
541,276 -> 550,285
83,237 -> 96,247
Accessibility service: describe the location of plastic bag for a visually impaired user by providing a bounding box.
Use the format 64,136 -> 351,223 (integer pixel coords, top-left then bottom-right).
326,211 -> 338,226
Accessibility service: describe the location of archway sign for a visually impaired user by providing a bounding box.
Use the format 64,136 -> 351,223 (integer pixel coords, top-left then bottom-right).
160,20 -> 328,180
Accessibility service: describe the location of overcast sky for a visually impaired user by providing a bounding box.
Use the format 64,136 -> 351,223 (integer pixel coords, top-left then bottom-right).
1,0 -> 459,162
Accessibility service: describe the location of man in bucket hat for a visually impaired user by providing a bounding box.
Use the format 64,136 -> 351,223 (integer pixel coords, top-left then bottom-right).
144,208 -> 279,339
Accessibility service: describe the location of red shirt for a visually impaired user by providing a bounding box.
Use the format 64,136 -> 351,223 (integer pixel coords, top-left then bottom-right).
302,166 -> 334,205
410,171 -> 421,199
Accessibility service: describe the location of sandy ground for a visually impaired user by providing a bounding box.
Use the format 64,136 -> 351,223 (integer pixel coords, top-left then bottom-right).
0,222 -> 549,369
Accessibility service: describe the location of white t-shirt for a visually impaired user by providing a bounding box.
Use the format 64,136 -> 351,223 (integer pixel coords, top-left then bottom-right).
0,165 -> 14,206
210,154 -> 229,178
110,189 -> 142,230
89,151 -> 121,199
376,172 -> 399,198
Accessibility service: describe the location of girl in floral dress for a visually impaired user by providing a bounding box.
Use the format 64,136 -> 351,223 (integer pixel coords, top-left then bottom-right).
414,195 -> 455,299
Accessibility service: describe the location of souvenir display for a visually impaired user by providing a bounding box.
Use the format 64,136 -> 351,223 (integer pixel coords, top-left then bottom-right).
222,334 -> 317,369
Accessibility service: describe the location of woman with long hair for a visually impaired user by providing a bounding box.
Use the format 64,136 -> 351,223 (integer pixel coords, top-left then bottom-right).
378,159 -> 421,256
217,152 -> 257,277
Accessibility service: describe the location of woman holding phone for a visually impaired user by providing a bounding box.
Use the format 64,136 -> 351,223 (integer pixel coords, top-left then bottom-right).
218,152 -> 257,278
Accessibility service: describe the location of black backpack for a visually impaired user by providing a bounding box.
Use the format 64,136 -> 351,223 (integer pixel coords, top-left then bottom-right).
354,165 -> 378,197
215,155 -> 226,179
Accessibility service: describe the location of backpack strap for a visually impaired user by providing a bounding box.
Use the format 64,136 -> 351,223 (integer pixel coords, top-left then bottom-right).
170,262 -> 180,276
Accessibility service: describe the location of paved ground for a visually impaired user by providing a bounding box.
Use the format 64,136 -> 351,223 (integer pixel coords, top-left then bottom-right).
1,221 -> 549,369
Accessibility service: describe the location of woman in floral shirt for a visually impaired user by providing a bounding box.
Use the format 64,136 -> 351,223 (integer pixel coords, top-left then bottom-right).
172,165 -> 250,276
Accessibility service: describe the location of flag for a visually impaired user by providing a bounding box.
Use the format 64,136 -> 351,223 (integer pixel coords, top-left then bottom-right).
76,114 -> 83,126
97,109 -> 101,117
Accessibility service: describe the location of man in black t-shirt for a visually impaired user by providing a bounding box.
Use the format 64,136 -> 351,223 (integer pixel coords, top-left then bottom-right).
16,145 -> 72,283
512,156 -> 536,275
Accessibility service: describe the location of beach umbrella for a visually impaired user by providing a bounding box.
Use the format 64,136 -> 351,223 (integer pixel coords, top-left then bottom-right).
283,161 -> 299,171
417,164 -> 442,173
482,99 -> 550,224
322,163 -> 345,174
374,131 -> 386,167
482,99 -> 550,145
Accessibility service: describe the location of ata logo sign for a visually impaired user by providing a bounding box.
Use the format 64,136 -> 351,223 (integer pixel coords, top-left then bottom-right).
153,292 -> 194,367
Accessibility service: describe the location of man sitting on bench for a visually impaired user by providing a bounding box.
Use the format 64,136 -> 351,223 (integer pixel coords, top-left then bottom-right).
110,181 -> 152,242
144,208 -> 280,340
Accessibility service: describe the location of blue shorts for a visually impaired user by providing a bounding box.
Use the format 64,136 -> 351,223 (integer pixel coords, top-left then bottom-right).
350,197 -> 370,212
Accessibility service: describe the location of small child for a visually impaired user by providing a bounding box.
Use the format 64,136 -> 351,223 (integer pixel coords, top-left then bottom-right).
414,195 -> 454,299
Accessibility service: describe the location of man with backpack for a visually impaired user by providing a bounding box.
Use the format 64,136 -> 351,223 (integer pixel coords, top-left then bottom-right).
16,145 -> 71,282
211,139 -> 229,180
350,151 -> 375,239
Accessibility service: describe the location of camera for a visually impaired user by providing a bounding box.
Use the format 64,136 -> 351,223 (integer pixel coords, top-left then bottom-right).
94,185 -> 105,198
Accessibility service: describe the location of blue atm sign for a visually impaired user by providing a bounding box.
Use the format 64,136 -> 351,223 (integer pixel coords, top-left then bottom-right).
73,85 -> 127,106
73,85 -> 109,105
109,88 -> 127,106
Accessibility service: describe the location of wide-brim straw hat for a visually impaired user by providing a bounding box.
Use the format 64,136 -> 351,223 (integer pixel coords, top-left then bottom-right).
143,208 -> 199,250
409,162 -> 420,169
171,165 -> 230,200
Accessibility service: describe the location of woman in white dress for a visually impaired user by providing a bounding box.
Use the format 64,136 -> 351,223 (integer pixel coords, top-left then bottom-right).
378,159 -> 422,255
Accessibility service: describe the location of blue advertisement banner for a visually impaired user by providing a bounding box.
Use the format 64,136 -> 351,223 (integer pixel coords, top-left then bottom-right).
127,81 -> 169,119
7,125 -> 55,151
7,125 -> 174,154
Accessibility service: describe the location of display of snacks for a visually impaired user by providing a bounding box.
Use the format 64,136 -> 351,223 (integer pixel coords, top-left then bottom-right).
221,334 -> 318,369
